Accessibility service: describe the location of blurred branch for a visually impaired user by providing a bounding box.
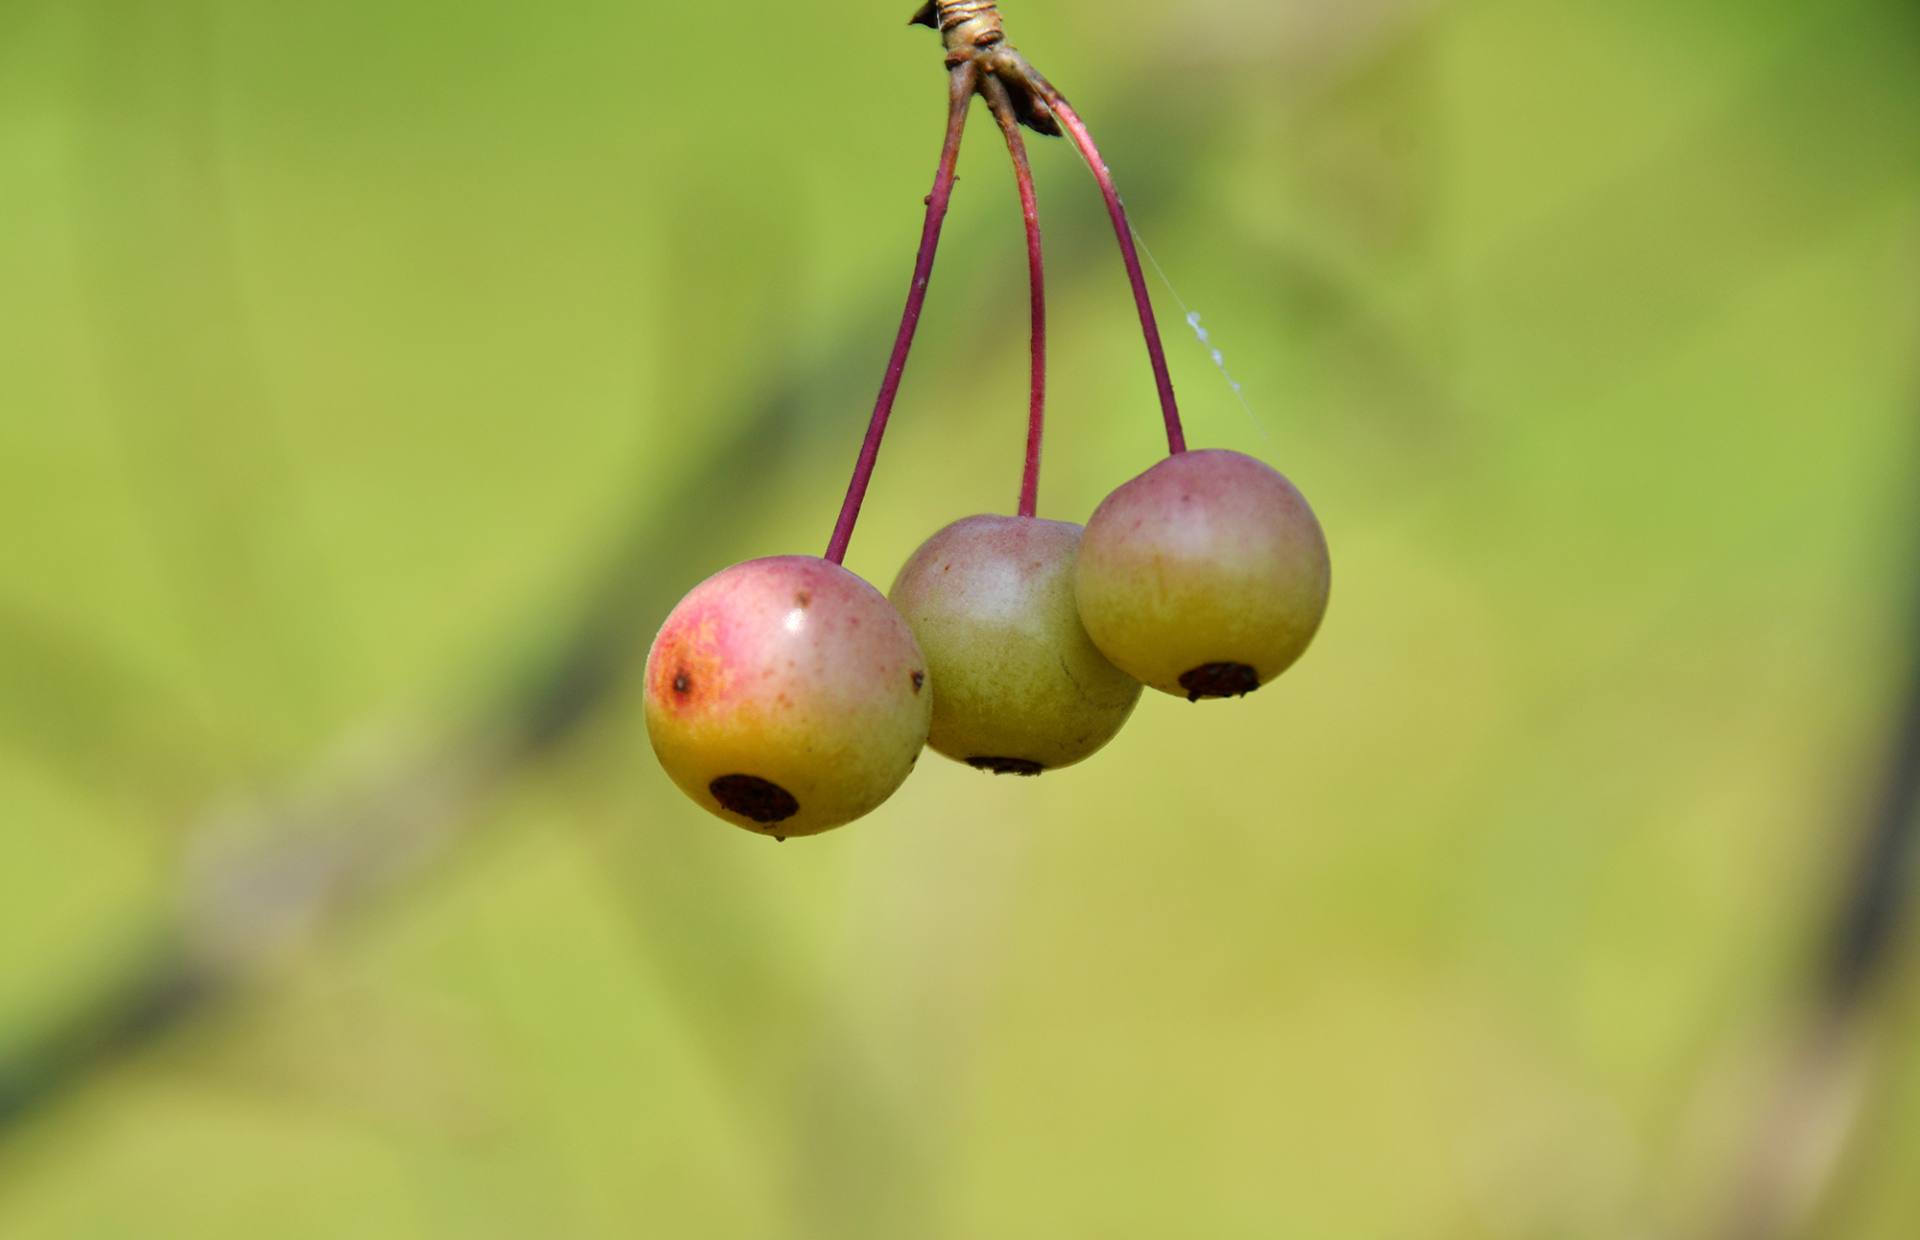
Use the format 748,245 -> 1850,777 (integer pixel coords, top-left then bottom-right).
1821,639 -> 1920,1015
1715,459 -> 1920,1239
0,387 -> 796,1133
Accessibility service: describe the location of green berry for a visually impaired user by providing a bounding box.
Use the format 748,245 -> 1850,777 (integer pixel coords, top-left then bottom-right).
891,514 -> 1141,773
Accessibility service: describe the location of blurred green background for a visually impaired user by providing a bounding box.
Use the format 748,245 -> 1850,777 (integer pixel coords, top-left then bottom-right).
3,0 -> 1918,1235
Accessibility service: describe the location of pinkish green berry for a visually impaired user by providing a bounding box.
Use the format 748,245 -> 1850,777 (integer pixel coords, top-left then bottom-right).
644,556 -> 931,837
1075,449 -> 1330,700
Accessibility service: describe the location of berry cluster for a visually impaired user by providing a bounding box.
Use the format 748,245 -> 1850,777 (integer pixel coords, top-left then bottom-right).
644,2 -> 1331,839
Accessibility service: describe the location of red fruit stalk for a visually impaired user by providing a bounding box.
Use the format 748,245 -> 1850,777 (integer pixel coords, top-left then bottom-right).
981,74 -> 1047,519
824,60 -> 981,565
918,2 -> 1187,456
830,0 -> 1192,567
1044,93 -> 1186,455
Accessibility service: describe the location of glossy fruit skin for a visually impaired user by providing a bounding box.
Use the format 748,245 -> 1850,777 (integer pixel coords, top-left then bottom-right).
1075,449 -> 1330,699
890,515 -> 1141,773
644,556 -> 931,837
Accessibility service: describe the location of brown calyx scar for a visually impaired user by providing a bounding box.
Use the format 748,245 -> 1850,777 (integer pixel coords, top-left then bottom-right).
710,774 -> 800,823
1179,662 -> 1261,702
967,756 -> 1045,776
672,670 -> 692,694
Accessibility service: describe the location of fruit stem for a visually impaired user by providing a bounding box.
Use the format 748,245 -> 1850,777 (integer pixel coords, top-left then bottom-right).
1043,92 -> 1187,455
981,74 -> 1046,520
825,61 -> 980,566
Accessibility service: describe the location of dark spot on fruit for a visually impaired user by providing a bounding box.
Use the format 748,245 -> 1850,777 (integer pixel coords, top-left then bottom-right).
911,669 -> 925,693
1179,662 -> 1261,702
967,756 -> 1046,776
772,834 -> 785,843
672,670 -> 691,695
710,774 -> 800,823
795,590 -> 811,608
